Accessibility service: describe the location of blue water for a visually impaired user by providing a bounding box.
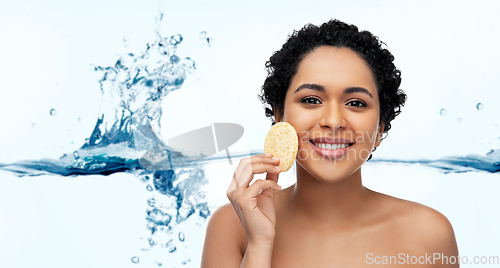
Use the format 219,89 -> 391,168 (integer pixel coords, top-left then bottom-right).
0,11 -> 499,268
372,151 -> 500,174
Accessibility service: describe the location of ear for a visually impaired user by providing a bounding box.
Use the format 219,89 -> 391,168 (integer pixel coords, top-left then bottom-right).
374,123 -> 385,148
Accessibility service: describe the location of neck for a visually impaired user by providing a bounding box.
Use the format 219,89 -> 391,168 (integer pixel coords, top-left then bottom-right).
286,164 -> 371,225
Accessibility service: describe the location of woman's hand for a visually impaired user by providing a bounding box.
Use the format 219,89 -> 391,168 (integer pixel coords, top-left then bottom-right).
226,153 -> 281,246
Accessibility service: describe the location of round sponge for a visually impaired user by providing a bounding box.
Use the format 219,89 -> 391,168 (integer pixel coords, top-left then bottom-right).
264,122 -> 298,172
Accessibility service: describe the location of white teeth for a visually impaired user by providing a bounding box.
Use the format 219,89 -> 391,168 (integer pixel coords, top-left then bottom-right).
313,142 -> 350,150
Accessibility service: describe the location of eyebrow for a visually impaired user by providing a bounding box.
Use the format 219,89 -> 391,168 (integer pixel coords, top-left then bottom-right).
294,83 -> 373,99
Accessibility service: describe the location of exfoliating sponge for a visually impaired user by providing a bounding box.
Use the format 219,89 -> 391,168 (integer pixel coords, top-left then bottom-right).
263,122 -> 298,172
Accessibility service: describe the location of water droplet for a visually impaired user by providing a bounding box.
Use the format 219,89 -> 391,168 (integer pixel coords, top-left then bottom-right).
158,263 -> 162,266
131,256 -> 139,263
170,34 -> 183,46
180,57 -> 196,73
205,37 -> 213,47
476,103 -> 483,110
50,109 -> 57,116
170,55 -> 180,64
147,185 -> 153,191
148,198 -> 156,207
31,123 -> 36,128
178,232 -> 185,242
487,150 -> 494,155
182,260 -> 186,265
73,151 -> 79,159
439,109 -> 446,116
141,176 -> 150,183
199,206 -> 211,219
200,31 -> 207,38
77,117 -> 81,122
457,118 -> 462,123
168,246 -> 176,253
187,258 -> 191,262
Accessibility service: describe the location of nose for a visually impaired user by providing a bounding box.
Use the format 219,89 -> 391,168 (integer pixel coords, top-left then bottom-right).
319,102 -> 346,130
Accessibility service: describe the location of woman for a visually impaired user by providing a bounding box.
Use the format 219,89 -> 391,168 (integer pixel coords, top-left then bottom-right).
202,19 -> 459,267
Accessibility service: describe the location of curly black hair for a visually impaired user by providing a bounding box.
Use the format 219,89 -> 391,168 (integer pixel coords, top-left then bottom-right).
259,19 -> 406,136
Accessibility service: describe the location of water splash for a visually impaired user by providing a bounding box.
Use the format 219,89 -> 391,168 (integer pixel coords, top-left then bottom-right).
371,150 -> 500,173
0,13 -> 210,266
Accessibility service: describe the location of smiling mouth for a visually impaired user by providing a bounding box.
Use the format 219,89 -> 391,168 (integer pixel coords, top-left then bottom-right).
310,141 -> 354,150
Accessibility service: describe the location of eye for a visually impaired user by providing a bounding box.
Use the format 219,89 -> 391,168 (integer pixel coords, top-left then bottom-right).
301,97 -> 321,104
346,99 -> 367,107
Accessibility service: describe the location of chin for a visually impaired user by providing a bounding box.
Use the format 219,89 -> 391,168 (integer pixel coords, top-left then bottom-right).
296,159 -> 362,184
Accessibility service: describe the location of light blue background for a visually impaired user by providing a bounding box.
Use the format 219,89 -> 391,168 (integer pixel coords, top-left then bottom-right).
1,0 -> 499,267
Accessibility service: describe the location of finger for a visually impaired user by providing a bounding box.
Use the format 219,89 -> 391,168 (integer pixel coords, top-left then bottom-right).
259,188 -> 276,200
265,165 -> 281,183
248,154 -> 280,169
238,179 -> 281,209
228,157 -> 279,189
227,171 -> 253,200
228,163 -> 279,199
227,156 -> 279,196
227,157 -> 252,195
237,162 -> 280,188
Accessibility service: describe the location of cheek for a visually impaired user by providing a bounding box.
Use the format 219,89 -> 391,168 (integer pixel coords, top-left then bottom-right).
297,147 -> 310,162
349,113 -> 380,144
352,109 -> 379,126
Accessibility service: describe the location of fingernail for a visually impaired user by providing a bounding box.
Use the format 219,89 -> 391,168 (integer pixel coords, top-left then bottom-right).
272,157 -> 279,160
264,153 -> 272,156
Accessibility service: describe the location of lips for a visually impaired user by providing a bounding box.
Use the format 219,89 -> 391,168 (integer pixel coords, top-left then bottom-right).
309,137 -> 354,159
310,137 -> 353,144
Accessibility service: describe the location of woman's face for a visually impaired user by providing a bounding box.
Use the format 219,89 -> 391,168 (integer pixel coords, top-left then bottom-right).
276,46 -> 384,183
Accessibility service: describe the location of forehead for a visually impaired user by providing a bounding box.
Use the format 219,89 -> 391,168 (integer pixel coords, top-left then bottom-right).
290,46 -> 377,95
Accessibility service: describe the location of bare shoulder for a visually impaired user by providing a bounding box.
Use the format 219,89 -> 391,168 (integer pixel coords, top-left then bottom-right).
404,200 -> 458,255
201,203 -> 246,268
372,190 -> 459,256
